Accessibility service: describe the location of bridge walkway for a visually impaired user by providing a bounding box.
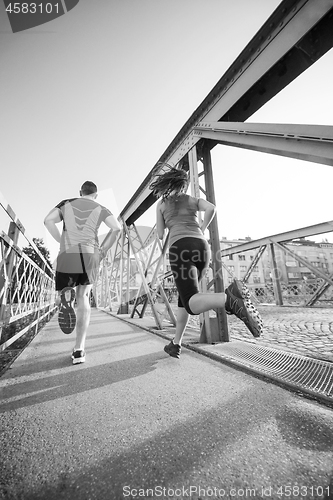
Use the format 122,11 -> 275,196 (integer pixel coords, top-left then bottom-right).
1,309 -> 333,500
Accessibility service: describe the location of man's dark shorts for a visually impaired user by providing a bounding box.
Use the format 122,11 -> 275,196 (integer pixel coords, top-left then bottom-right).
55,250 -> 100,291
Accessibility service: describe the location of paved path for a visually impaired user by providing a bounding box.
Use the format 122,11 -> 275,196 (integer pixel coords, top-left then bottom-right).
1,309 -> 333,500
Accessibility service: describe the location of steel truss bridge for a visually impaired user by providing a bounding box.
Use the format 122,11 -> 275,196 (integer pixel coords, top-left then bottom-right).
1,0 -> 333,399
96,0 -> 333,340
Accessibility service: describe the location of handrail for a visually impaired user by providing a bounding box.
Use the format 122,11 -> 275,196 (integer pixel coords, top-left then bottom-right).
0,191 -> 54,275
0,190 -> 56,352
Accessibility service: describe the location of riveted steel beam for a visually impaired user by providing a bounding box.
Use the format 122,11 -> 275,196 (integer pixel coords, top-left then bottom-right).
194,122 -> 333,166
121,0 -> 333,225
220,221 -> 333,257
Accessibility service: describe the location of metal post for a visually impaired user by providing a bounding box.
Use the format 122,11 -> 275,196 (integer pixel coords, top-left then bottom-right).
34,262 -> 47,334
202,142 -> 229,342
0,222 -> 19,328
144,236 -> 176,325
106,230 -> 122,309
101,259 -> 107,308
123,224 -> 163,329
125,236 -> 130,307
118,227 -> 128,314
6,222 -> 19,277
268,243 -> 283,306
188,146 -> 212,343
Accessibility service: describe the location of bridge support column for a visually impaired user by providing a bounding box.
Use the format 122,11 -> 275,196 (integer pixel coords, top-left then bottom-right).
118,227 -> 129,314
188,143 -> 229,343
202,142 -> 229,342
269,243 -> 283,306
188,145 -> 213,343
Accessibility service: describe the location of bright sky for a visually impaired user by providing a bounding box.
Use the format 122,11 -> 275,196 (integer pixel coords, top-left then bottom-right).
1,0 -> 333,262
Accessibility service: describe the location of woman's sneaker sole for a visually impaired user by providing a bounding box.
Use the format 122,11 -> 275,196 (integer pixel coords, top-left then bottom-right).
243,297 -> 264,337
225,280 -> 263,338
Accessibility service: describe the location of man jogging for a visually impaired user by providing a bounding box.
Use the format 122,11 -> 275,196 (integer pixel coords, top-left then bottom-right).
44,181 -> 121,365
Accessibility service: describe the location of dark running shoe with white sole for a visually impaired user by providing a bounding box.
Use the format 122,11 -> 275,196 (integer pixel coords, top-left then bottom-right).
71,349 -> 86,365
58,287 -> 76,334
164,341 -> 181,359
225,279 -> 263,338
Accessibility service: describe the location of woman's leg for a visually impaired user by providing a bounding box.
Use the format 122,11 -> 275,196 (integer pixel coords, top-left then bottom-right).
188,292 -> 226,314
167,239 -> 213,352
174,243 -> 262,336
169,239 -> 234,316
188,287 -> 263,337
173,306 -> 189,345
167,239 -> 263,356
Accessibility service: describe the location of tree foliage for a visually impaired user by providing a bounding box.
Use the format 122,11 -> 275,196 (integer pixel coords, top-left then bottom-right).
22,238 -> 53,276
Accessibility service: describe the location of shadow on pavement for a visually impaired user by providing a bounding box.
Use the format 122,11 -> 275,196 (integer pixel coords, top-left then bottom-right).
0,351 -> 164,414
5,386 -> 333,500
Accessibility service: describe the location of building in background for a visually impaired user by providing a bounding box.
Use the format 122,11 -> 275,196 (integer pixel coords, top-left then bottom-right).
219,237 -> 333,301
220,236 -> 265,288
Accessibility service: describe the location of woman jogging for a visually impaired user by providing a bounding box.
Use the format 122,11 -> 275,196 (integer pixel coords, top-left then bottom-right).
149,165 -> 263,359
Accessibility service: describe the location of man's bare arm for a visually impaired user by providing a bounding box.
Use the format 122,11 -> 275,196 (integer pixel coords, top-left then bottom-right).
100,215 -> 121,257
44,208 -> 62,244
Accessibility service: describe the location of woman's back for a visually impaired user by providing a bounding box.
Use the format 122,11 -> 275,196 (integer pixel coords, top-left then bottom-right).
160,193 -> 205,247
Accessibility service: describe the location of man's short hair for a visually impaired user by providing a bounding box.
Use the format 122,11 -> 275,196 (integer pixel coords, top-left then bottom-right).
81,181 -> 97,195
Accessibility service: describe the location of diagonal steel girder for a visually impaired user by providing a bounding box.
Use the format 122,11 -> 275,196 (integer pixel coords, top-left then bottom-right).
193,122 -> 333,166
121,0 -> 333,226
220,221 -> 333,257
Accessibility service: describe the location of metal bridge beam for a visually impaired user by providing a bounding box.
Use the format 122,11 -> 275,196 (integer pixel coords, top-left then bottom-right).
120,0 -> 333,226
220,221 -> 333,257
194,122 -> 333,167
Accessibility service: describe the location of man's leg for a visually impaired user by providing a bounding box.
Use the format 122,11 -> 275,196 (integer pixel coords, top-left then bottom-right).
56,269 -> 77,334
74,284 -> 93,352
58,287 -> 76,335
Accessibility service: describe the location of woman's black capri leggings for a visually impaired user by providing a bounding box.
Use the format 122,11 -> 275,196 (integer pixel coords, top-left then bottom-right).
168,237 -> 211,315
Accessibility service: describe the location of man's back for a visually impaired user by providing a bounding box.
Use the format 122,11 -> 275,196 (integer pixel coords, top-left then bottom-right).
57,197 -> 112,254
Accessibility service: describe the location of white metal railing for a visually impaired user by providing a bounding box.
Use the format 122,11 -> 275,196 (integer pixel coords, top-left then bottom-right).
0,191 -> 56,352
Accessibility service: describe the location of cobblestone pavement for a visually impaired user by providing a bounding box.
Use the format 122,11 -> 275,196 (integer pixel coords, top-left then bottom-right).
152,303 -> 333,364
210,306 -> 333,364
